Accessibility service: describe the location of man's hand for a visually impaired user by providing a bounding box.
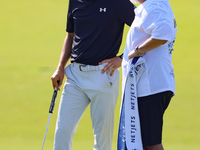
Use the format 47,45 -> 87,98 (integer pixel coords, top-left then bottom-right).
51,68 -> 65,91
99,56 -> 122,76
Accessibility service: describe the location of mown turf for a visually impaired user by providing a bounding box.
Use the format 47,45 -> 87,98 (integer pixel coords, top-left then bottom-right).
0,0 -> 200,149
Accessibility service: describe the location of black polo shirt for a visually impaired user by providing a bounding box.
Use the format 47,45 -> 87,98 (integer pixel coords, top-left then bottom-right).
67,0 -> 135,65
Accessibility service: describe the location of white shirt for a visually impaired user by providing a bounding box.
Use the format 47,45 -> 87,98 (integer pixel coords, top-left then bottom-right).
122,0 -> 177,97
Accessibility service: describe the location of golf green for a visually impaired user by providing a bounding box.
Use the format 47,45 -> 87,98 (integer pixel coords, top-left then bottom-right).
0,0 -> 200,149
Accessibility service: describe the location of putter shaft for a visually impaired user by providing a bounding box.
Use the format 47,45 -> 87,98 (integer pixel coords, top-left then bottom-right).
41,114 -> 52,150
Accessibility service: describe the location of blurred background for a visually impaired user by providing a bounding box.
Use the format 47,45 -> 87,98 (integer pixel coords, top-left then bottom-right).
0,0 -> 200,149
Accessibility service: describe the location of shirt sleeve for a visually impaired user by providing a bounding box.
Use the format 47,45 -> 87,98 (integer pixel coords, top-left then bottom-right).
66,0 -> 74,32
151,21 -> 174,41
116,0 -> 135,26
142,9 -> 174,41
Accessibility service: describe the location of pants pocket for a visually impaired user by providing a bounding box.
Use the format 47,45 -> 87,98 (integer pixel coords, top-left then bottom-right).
106,69 -> 119,86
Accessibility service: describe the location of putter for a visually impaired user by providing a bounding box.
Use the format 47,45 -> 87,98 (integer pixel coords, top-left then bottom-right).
41,81 -> 59,150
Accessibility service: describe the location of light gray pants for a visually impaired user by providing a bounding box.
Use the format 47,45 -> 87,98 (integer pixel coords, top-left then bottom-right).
54,63 -> 119,150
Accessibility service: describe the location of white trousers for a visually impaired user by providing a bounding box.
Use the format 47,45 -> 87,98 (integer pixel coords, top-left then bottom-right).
54,63 -> 119,150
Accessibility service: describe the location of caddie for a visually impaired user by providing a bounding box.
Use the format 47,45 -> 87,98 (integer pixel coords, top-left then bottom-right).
118,0 -> 177,150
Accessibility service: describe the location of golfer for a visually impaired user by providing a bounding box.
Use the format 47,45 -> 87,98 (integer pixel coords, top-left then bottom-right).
51,0 -> 135,149
118,0 -> 177,150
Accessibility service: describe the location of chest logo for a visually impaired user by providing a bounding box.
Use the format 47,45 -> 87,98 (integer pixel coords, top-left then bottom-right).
100,8 -> 106,12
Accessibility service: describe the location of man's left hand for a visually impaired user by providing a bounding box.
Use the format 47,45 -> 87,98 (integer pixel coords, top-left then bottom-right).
99,56 -> 122,76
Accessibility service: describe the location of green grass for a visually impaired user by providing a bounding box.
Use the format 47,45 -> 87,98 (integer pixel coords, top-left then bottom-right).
0,0 -> 200,149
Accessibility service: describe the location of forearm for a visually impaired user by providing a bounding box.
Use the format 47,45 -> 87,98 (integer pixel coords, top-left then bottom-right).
128,38 -> 167,59
57,32 -> 74,70
51,32 -> 74,90
137,38 -> 167,54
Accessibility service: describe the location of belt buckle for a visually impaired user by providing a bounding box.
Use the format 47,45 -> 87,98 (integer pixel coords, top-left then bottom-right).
79,65 -> 86,71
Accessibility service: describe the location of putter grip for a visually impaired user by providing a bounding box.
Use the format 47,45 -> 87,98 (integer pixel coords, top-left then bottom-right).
49,81 -> 59,113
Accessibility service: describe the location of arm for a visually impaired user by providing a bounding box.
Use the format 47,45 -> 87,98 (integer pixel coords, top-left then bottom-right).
51,32 -> 74,90
128,38 -> 167,59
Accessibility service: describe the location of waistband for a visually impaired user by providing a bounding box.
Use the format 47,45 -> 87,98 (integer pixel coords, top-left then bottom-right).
72,62 -> 105,72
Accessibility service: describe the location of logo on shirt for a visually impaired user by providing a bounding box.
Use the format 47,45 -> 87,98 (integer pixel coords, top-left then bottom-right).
170,69 -> 175,78
100,8 -> 106,12
173,19 -> 177,28
168,39 -> 175,54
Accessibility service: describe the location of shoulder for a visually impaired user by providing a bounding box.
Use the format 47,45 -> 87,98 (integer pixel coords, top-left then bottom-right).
144,1 -> 171,15
114,0 -> 135,9
140,2 -> 169,25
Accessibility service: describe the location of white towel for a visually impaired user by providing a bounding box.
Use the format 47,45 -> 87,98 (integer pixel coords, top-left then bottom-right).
118,57 -> 146,150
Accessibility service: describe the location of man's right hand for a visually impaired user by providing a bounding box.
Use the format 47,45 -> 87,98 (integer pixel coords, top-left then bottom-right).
51,68 -> 65,91
51,32 -> 73,90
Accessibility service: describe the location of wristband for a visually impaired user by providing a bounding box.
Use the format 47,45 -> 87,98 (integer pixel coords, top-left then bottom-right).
119,53 -> 123,59
134,46 -> 144,57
